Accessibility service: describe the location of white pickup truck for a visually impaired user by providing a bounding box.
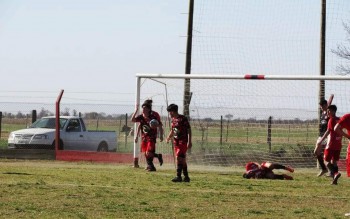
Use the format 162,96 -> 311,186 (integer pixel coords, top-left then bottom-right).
8,116 -> 117,152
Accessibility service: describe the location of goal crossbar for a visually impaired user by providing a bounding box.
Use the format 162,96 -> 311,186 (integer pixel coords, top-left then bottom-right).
136,73 -> 350,80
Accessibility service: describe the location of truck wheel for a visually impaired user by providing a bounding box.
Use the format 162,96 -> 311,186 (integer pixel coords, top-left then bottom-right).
52,140 -> 64,150
97,142 -> 108,152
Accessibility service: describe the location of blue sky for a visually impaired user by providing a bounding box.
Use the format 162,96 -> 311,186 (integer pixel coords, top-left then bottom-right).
0,0 -> 188,105
0,0 -> 350,118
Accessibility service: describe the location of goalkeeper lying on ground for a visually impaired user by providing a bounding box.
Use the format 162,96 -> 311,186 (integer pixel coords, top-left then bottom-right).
243,162 -> 294,180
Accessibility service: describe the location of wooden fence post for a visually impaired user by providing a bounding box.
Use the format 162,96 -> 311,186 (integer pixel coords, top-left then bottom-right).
125,113 -> 128,148
32,110 -> 37,124
267,116 -> 272,152
0,112 -> 2,139
220,116 -> 223,145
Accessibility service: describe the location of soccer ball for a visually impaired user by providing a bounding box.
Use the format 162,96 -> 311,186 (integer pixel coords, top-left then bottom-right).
149,119 -> 159,128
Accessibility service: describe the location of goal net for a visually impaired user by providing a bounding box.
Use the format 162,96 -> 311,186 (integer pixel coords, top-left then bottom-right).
135,74 -> 350,170
133,1 -> 350,170
189,0 -> 349,77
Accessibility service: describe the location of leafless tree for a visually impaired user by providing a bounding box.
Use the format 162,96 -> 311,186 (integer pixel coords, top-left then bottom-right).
62,107 -> 70,116
224,114 -> 233,120
72,109 -> 78,116
332,21 -> 350,75
38,107 -> 53,118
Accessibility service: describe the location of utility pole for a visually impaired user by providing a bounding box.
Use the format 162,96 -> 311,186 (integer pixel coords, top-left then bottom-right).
183,0 -> 194,118
319,0 -> 326,135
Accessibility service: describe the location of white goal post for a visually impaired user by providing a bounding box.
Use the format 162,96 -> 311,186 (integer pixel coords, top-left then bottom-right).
133,73 -> 350,169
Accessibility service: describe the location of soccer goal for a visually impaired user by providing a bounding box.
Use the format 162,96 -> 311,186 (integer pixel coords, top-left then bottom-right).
134,73 -> 350,169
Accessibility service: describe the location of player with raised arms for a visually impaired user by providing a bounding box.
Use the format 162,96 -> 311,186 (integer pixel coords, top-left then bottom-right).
314,95 -> 334,177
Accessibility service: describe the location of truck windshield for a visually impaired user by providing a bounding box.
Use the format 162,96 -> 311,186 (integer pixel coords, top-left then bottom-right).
30,118 -> 68,129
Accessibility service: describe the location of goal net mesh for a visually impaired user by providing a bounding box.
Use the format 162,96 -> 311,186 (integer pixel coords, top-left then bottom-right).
190,0 -> 349,76
137,76 -> 350,170
136,0 -> 350,170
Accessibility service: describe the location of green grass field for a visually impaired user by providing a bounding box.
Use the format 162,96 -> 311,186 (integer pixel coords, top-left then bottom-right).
0,118 -> 321,155
0,160 -> 349,218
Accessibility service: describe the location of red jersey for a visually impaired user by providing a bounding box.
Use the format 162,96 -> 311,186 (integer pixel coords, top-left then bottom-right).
135,113 -> 159,143
338,114 -> 350,135
171,114 -> 191,143
245,162 -> 259,171
327,116 -> 342,150
244,167 -> 273,179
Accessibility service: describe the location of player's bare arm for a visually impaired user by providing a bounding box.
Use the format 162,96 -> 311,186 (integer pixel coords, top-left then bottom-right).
327,94 -> 334,106
187,127 -> 192,149
318,130 -> 329,144
334,123 -> 350,139
159,124 -> 164,142
166,129 -> 174,143
314,130 -> 329,155
131,104 -> 139,123
134,124 -> 141,143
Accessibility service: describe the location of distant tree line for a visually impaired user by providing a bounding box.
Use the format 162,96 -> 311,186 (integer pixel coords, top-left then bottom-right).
1,108 -> 318,124
197,114 -> 319,124
1,107 -> 131,120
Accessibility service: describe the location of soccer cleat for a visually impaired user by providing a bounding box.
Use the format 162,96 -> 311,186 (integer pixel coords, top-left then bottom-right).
183,176 -> 191,182
147,166 -> 156,172
326,173 -> 334,178
317,169 -> 328,177
286,166 -> 294,173
158,154 -> 163,166
171,176 -> 182,182
332,172 -> 341,185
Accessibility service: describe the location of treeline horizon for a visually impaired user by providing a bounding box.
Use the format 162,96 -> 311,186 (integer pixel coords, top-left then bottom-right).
1,107 -> 319,124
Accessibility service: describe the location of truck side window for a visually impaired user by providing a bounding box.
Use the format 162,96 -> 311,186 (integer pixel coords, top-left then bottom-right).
60,119 -> 68,129
67,119 -> 81,132
79,118 -> 87,132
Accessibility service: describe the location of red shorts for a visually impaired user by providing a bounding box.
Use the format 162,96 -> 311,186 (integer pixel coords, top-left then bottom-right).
174,140 -> 188,157
140,141 -> 156,153
324,148 -> 341,162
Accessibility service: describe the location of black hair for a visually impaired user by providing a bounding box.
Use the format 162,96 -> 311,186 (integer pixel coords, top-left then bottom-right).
319,99 -> 327,105
143,99 -> 153,105
141,103 -> 151,109
143,99 -> 153,110
167,104 -> 178,112
327,104 -> 337,112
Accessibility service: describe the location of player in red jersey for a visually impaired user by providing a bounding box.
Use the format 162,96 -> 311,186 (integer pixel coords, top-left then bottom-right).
317,105 -> 342,184
166,104 -> 192,182
131,102 -> 163,171
134,99 -> 164,169
334,113 -> 350,180
243,161 -> 294,180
